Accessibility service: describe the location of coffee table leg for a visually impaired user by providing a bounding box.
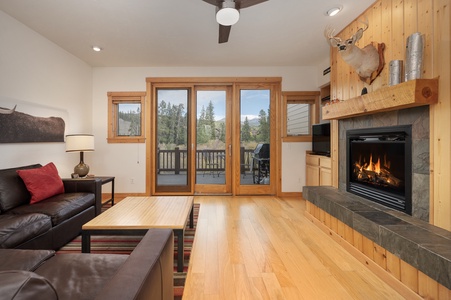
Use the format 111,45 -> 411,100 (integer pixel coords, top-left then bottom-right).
175,229 -> 184,273
81,231 -> 91,253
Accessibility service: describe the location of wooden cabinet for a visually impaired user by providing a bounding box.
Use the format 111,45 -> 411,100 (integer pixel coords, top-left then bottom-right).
306,152 -> 331,186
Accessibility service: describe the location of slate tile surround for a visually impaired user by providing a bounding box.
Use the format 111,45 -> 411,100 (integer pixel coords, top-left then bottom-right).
338,106 -> 430,221
303,186 -> 451,289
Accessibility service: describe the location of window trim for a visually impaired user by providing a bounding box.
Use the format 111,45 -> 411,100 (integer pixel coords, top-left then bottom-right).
107,91 -> 146,143
281,91 -> 319,142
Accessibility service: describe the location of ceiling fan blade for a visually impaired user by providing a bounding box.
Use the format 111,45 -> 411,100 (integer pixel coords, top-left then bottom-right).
202,0 -> 219,6
219,25 -> 231,43
237,0 -> 268,9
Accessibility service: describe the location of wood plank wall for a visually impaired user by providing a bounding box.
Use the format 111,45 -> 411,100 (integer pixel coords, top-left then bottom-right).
329,0 -> 451,230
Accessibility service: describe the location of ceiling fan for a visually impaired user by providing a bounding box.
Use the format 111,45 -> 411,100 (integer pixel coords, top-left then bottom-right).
202,0 -> 268,43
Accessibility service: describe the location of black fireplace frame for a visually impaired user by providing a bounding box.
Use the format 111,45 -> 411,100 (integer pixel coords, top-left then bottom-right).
346,125 -> 412,215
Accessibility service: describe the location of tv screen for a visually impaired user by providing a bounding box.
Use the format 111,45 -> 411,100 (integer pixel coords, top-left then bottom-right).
312,123 -> 331,156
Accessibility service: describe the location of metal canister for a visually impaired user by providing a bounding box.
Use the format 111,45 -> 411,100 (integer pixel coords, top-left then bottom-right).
405,32 -> 424,81
389,60 -> 403,85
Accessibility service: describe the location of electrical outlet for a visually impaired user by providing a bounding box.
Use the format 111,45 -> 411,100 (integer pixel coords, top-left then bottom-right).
130,178 -> 134,184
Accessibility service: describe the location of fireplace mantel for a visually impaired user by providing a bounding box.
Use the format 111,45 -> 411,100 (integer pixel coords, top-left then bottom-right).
322,78 -> 439,120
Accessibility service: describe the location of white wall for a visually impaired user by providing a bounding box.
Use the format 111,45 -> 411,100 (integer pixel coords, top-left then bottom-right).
0,11 -> 92,176
0,9 -> 327,193
92,67 -> 318,193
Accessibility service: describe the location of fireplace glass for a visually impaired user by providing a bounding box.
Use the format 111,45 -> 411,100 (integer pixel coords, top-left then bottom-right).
347,126 -> 412,214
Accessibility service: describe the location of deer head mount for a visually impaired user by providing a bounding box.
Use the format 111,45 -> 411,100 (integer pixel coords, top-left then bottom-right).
325,19 -> 385,85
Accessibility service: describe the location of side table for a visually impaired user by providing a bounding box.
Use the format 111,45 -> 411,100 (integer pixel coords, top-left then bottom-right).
94,176 -> 115,206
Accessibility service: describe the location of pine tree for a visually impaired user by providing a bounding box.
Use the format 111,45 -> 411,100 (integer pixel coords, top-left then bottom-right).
197,106 -> 209,144
205,101 -> 216,140
241,116 -> 252,142
157,100 -> 169,144
257,109 -> 270,143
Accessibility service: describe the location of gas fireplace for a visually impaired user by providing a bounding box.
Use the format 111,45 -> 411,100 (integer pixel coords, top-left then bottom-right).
347,125 -> 412,214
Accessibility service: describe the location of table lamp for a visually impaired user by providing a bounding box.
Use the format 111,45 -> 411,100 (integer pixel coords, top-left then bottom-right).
66,134 -> 94,177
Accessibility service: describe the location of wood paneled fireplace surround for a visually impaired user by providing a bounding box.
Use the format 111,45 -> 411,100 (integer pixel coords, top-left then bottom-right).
304,79 -> 451,298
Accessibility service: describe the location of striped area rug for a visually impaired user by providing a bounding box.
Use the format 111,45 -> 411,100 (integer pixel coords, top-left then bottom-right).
58,203 -> 199,299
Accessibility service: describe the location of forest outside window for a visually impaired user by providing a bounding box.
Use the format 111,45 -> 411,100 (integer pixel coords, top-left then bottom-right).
282,91 -> 319,142
107,92 -> 146,143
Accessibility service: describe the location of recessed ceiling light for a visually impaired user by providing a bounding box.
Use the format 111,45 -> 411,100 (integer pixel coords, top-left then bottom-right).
92,46 -> 102,52
326,6 -> 342,17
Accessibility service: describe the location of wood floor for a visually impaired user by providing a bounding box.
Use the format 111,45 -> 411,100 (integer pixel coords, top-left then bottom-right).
182,196 -> 406,300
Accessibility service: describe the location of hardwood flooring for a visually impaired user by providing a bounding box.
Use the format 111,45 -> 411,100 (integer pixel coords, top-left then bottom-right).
182,196 -> 406,299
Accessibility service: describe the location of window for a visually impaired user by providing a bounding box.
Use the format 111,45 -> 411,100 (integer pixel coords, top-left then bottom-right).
107,92 -> 146,143
282,91 -> 319,142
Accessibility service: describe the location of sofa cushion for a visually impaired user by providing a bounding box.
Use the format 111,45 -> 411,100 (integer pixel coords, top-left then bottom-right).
0,164 -> 41,213
0,249 -> 55,271
35,253 -> 128,300
8,193 -> 95,226
0,270 -> 58,300
16,162 -> 64,204
0,214 -> 52,248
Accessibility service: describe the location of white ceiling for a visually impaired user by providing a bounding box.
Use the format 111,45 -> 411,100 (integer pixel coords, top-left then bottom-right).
0,0 -> 375,67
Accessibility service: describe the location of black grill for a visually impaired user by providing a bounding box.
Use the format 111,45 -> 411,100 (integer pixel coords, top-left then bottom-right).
253,143 -> 269,159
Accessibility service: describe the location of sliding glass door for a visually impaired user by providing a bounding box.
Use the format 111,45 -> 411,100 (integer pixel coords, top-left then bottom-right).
148,78 -> 279,196
239,89 -> 270,185
195,86 -> 232,194
155,88 -> 191,193
235,84 -> 276,195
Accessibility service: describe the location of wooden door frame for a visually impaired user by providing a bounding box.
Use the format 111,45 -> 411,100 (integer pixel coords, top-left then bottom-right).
150,83 -> 194,195
233,82 -> 280,195
194,85 -> 233,195
146,77 -> 282,196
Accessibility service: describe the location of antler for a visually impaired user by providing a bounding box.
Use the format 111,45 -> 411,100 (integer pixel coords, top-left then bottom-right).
324,25 -> 336,40
358,16 -> 369,33
324,25 -> 341,47
0,105 -> 16,114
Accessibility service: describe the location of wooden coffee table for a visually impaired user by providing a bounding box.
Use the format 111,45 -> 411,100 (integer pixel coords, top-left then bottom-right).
81,196 -> 194,272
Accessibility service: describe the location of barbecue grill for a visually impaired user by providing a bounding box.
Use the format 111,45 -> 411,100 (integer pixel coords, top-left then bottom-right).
253,143 -> 270,159
252,143 -> 270,184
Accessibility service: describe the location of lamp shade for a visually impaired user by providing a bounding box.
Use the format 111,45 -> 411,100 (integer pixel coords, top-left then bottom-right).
216,1 -> 240,26
66,134 -> 94,152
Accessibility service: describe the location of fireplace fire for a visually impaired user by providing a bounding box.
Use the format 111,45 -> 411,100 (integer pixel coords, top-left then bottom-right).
347,126 -> 412,214
353,153 -> 401,189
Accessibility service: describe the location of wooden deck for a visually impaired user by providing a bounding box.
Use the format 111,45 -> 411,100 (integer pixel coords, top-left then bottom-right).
157,172 -> 257,185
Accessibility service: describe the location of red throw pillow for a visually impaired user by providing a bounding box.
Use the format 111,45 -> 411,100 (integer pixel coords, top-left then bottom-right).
16,163 -> 65,204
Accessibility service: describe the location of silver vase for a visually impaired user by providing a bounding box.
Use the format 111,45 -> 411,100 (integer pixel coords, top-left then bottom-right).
405,32 -> 424,81
389,60 -> 403,86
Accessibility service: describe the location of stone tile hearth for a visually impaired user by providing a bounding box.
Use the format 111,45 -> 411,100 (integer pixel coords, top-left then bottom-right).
303,186 -> 451,290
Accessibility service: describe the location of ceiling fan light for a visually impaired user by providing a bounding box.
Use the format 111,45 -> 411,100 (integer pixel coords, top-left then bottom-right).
216,2 -> 240,26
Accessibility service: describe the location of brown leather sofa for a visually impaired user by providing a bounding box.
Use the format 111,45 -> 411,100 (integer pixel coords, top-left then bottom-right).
0,164 -> 102,250
0,228 -> 174,300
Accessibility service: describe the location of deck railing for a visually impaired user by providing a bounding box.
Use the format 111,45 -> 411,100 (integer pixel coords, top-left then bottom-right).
157,147 -> 254,174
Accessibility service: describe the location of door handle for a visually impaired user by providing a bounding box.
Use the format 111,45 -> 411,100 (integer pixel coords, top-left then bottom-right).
229,144 -> 232,157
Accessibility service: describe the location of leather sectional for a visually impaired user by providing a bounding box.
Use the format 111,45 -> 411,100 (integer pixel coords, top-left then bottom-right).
0,164 -> 102,250
0,228 -> 174,300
